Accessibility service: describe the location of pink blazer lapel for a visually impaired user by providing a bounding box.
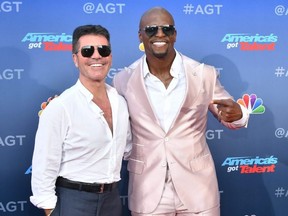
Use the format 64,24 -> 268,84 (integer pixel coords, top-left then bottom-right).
128,59 -> 160,125
168,61 -> 204,132
182,62 -> 204,107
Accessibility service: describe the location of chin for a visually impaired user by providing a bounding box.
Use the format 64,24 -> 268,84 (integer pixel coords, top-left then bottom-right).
152,49 -> 167,58
154,52 -> 167,58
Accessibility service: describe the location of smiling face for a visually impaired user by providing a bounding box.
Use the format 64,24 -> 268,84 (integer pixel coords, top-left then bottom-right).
72,34 -> 112,85
139,8 -> 177,60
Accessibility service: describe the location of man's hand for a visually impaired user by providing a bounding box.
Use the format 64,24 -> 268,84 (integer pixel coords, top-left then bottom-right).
44,209 -> 54,216
212,99 -> 242,123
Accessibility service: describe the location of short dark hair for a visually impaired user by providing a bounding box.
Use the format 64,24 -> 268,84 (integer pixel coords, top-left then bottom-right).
72,24 -> 111,54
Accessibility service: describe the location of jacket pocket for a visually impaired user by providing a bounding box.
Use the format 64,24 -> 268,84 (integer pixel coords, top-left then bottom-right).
127,158 -> 144,174
189,153 -> 214,172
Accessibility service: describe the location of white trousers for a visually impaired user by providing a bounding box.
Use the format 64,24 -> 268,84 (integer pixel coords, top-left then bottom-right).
131,168 -> 220,216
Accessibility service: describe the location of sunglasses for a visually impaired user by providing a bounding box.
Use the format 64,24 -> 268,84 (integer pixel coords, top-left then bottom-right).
76,45 -> 111,58
141,25 -> 175,37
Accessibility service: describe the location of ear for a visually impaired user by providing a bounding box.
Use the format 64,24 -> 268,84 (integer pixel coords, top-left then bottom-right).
72,53 -> 78,68
174,29 -> 177,42
171,30 -> 177,43
138,31 -> 143,43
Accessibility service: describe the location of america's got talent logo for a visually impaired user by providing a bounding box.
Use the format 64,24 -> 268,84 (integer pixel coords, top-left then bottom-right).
21,33 -> 72,51
222,33 -> 278,51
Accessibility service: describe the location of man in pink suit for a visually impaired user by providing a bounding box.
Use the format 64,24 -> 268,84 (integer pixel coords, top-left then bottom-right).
113,7 -> 249,216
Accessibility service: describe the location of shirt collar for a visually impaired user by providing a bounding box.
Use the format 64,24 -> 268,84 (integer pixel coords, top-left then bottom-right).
76,79 -> 117,103
143,49 -> 183,79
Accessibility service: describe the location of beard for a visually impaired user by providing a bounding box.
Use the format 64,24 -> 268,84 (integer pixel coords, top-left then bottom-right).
152,49 -> 168,59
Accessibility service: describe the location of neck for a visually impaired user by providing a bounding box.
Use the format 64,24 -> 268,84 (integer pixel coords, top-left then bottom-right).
146,51 -> 176,76
79,78 -> 107,98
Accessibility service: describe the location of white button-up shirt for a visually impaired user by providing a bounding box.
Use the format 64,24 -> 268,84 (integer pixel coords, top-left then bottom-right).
30,80 -> 131,209
143,50 -> 248,132
143,51 -> 186,132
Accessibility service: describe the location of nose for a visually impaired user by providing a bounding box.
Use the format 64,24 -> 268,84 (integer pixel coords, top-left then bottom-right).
155,26 -> 166,37
91,47 -> 102,59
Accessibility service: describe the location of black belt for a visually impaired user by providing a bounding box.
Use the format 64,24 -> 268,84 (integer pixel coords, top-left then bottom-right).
56,177 -> 118,193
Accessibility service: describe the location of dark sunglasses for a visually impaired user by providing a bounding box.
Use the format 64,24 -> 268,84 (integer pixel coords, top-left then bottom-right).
76,45 -> 111,58
141,25 -> 175,37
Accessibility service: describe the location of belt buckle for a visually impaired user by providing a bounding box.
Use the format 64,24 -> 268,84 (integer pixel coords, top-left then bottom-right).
99,184 -> 104,193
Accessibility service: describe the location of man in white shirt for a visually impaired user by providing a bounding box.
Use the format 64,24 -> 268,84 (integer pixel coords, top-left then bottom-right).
113,7 -> 249,216
30,25 -> 131,216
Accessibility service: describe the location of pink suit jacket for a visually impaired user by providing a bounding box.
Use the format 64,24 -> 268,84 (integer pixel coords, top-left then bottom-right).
113,53 -> 236,213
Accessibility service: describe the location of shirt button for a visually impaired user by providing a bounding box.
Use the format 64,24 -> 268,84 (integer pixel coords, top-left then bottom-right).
164,137 -> 169,142
161,162 -> 167,167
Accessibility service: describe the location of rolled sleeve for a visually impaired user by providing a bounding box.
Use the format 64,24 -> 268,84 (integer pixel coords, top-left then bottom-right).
30,193 -> 57,209
30,98 -> 67,209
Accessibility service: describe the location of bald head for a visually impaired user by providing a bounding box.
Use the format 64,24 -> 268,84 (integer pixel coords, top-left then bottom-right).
139,7 -> 175,30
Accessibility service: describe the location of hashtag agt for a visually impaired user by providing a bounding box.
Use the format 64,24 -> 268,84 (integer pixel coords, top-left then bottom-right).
183,4 -> 223,15
275,187 -> 288,198
275,66 -> 288,77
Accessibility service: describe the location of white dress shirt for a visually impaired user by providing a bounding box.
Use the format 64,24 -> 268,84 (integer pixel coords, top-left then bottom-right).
30,80 -> 131,209
143,51 -> 186,132
143,50 -> 248,132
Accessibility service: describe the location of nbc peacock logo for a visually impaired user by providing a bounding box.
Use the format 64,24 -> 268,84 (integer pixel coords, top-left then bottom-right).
237,94 -> 265,114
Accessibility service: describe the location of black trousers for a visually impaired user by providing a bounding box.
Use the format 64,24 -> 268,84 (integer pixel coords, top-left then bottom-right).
51,185 -> 122,216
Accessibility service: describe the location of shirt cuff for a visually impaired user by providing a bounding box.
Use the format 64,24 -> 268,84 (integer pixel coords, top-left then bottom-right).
30,194 -> 57,210
221,104 -> 249,129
